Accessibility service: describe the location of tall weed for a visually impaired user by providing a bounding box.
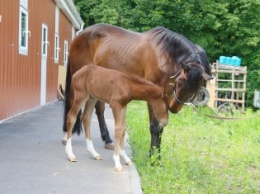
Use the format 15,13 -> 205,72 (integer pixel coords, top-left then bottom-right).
126,101 -> 260,194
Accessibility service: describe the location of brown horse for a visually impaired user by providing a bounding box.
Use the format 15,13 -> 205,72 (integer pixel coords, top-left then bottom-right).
65,65 -> 170,171
63,23 -> 212,155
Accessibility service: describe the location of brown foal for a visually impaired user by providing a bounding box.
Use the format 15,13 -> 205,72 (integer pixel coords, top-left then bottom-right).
65,65 -> 170,172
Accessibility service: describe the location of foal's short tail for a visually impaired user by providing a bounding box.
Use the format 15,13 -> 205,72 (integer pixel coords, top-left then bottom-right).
63,58 -> 82,135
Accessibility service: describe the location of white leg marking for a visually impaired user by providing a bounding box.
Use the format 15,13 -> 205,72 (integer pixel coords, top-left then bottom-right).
65,138 -> 77,162
62,132 -> 67,145
86,139 -> 101,160
120,150 -> 132,166
113,154 -> 123,172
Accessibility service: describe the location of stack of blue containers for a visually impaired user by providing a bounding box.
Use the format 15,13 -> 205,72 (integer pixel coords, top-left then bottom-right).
219,56 -> 241,66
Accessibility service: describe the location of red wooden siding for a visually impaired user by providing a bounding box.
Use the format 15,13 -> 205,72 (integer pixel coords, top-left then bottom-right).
0,0 -> 80,121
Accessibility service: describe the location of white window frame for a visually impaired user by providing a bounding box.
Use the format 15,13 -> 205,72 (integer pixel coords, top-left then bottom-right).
64,40 -> 68,66
19,6 -> 29,55
54,6 -> 59,64
54,33 -> 59,63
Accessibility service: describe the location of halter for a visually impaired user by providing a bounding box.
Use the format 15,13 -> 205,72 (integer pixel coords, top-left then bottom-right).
169,61 -> 203,105
173,89 -> 196,105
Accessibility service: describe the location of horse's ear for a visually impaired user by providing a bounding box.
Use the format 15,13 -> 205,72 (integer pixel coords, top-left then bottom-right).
182,69 -> 188,80
202,72 -> 213,81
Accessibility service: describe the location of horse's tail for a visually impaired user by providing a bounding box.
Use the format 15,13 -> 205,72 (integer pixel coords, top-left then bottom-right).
63,57 -> 82,135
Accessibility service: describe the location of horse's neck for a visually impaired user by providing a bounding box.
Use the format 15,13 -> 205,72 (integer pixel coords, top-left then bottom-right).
130,82 -> 163,101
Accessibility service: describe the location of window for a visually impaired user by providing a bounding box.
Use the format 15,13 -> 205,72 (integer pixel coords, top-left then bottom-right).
64,40 -> 68,66
54,6 -> 59,63
19,5 -> 29,55
42,24 -> 48,56
54,33 -> 59,63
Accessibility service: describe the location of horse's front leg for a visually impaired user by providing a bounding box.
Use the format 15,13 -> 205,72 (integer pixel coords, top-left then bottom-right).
111,102 -> 126,172
119,107 -> 132,166
148,104 -> 164,160
95,101 -> 114,149
82,98 -> 101,160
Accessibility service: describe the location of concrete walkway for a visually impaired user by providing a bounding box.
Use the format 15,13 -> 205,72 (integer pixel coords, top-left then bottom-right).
0,101 -> 142,194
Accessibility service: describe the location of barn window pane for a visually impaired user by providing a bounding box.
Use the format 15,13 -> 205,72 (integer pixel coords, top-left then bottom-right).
54,34 -> 59,63
19,6 -> 28,55
64,41 -> 68,66
21,12 -> 26,47
43,28 -> 47,55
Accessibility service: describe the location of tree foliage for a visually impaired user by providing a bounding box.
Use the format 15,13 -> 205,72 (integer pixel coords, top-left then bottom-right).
74,0 -> 260,107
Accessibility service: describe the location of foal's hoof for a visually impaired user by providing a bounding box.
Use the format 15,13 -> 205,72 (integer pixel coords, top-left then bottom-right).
68,157 -> 77,162
62,139 -> 67,145
95,155 -> 102,160
126,161 -> 133,166
115,167 -> 123,172
105,143 -> 114,150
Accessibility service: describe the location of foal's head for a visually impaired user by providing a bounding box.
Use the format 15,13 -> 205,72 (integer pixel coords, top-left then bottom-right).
149,96 -> 168,128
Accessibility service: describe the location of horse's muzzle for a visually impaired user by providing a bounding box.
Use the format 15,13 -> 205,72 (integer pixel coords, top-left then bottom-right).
159,119 -> 168,127
168,98 -> 183,114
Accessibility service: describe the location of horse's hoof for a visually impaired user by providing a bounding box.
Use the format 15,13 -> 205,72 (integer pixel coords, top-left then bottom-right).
62,139 -> 67,145
126,161 -> 133,166
105,143 -> 114,150
115,167 -> 123,172
68,157 -> 77,162
95,155 -> 102,160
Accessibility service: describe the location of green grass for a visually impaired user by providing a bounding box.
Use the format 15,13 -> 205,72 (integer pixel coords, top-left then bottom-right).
126,101 -> 260,194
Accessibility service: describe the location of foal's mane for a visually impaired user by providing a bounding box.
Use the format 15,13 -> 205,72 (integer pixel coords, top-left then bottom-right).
122,72 -> 163,93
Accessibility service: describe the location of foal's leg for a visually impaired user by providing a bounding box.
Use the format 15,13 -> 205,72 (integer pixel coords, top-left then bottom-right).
65,98 -> 86,162
148,103 -> 164,159
119,107 -> 132,166
95,101 -> 114,149
82,98 -> 101,160
111,102 -> 125,172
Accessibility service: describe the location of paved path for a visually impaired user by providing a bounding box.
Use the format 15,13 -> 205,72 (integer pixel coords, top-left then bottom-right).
0,101 -> 142,194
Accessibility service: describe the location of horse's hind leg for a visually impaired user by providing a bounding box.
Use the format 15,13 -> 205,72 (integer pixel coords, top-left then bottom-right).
95,101 -> 114,149
119,107 -> 132,166
65,98 -> 86,162
82,98 -> 101,160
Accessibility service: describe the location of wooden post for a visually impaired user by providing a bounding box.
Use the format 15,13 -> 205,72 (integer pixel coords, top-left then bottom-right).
206,77 -> 216,109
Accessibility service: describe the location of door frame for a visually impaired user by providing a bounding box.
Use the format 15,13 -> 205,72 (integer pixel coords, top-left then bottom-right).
40,23 -> 48,105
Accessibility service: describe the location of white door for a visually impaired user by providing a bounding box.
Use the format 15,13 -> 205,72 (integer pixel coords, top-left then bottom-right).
40,24 -> 48,105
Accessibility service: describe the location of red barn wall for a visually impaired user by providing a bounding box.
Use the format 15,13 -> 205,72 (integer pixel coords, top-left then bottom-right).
0,0 -> 77,121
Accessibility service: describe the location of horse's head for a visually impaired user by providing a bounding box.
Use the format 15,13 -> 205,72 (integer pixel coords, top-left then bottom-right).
149,97 -> 169,127
166,52 -> 212,113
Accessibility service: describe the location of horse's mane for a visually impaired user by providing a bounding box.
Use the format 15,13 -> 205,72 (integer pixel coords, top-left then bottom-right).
149,27 -> 211,74
148,27 -> 211,87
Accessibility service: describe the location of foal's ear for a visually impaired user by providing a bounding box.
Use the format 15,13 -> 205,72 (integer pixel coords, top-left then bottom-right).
164,74 -> 177,97
169,74 -> 177,84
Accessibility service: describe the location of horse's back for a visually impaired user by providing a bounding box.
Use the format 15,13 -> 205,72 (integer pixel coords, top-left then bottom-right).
70,24 -> 155,78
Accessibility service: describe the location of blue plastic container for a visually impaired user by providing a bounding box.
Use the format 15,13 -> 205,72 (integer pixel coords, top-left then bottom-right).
231,56 -> 241,66
219,56 -> 227,64
219,56 -> 241,66
226,57 -> 232,65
